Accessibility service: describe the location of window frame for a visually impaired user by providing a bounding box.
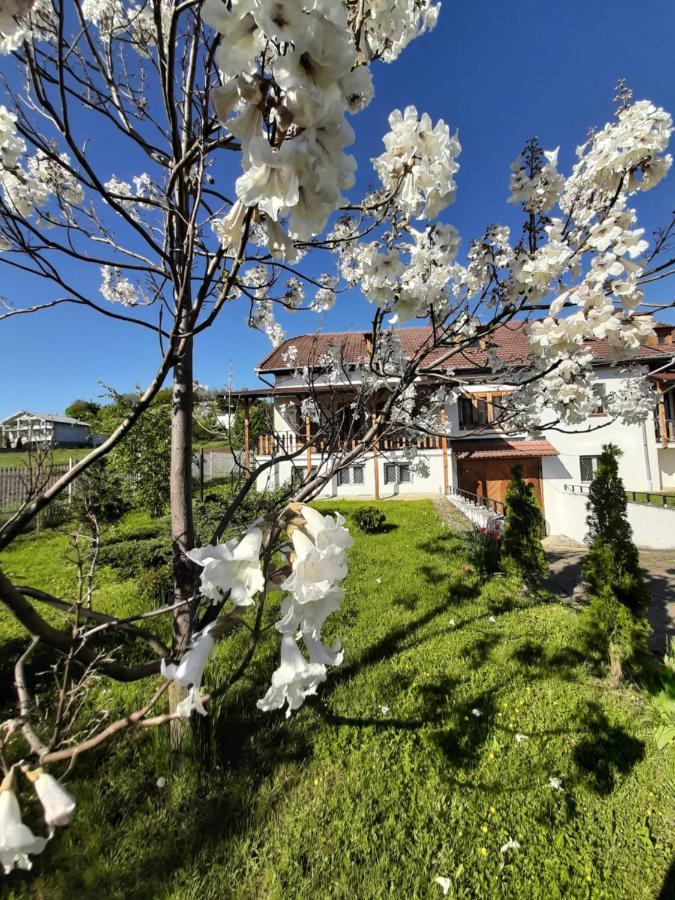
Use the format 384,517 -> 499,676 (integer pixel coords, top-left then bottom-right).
580,455 -> 599,483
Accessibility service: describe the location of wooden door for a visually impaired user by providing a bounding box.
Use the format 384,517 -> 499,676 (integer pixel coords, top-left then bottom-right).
457,456 -> 543,510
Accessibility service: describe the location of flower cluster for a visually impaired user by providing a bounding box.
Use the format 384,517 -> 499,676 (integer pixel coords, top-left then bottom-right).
203,0 -> 370,246
371,106 -> 461,221
354,0 -> 439,63
0,768 -> 75,874
258,505 -> 353,717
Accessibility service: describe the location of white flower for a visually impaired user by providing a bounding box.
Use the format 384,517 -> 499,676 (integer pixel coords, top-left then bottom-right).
156,777 -> 167,789
0,771 -> 48,875
380,705 -> 390,715
161,622 -> 219,699
32,771 -> 76,828
300,505 -> 354,552
471,708 -> 482,718
281,529 -> 348,605
375,578 -> 382,585
175,685 -> 208,718
186,527 -> 265,606
235,137 -> 301,221
548,777 -> 563,791
500,837 -> 521,854
434,875 -> 451,895
515,733 -> 528,743
257,635 -> 326,718
489,616 -> 497,624
448,619 -> 456,627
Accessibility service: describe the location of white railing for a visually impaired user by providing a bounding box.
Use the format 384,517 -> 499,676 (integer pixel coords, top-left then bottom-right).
447,489 -> 504,531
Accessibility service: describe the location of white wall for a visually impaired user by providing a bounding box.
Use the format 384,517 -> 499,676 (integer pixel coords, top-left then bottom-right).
546,487 -> 675,550
658,448 -> 675,488
255,449 -> 448,499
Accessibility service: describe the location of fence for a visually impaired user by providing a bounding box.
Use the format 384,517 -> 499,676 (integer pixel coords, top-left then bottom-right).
0,463 -> 71,513
192,450 -> 238,482
1,451 -> 239,514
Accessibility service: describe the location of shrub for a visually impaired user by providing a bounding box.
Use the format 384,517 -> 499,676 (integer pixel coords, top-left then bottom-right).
100,536 -> 172,578
501,465 -> 548,584
464,522 -> 502,580
71,459 -> 128,525
582,444 -> 649,614
352,506 -> 387,534
193,484 -> 290,544
580,445 -> 650,680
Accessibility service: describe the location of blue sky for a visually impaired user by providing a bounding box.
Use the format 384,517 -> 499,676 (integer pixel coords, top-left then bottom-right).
2,0 -> 675,418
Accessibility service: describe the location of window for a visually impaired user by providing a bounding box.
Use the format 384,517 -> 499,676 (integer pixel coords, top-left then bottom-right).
591,384 -> 606,416
338,465 -> 365,486
458,392 -> 512,430
580,456 -> 599,483
384,463 -> 411,484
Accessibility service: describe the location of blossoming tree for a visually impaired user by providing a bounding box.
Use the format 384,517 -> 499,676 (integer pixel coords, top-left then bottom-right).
0,0 -> 673,872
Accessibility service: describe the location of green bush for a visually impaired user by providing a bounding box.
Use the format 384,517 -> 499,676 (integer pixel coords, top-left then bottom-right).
100,536 -> 172,577
71,459 -> 129,525
501,465 -> 548,584
580,445 -> 650,679
352,506 -> 387,533
193,484 -> 291,544
464,522 -> 502,581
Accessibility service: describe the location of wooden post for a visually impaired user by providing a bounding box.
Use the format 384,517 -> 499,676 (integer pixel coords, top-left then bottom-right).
440,408 -> 449,495
371,403 -> 380,500
305,416 -> 312,473
658,383 -> 668,448
243,398 -> 251,475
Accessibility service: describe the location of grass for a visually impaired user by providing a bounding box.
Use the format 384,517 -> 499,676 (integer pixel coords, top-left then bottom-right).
0,500 -> 674,899
0,448 -> 92,468
627,490 -> 675,508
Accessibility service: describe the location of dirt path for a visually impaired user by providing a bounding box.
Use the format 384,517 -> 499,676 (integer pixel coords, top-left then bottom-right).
543,536 -> 675,655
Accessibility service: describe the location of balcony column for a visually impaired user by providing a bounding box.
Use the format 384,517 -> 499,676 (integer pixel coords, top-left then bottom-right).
305,416 -> 312,473
657,383 -> 668,449
440,407 -> 449,495
371,402 -> 380,500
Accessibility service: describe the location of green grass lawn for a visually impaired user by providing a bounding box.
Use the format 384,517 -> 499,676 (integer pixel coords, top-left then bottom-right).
1,500 -> 674,899
0,447 -> 92,468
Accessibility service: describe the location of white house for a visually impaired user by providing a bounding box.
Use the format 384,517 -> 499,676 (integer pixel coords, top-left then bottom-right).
0,411 -> 92,449
236,321 -> 675,548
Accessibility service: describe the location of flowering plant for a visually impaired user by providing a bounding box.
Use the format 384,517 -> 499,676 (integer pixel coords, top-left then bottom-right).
464,523 -> 503,581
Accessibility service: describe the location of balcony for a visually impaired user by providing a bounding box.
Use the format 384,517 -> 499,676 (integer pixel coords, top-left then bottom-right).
256,430 -> 443,458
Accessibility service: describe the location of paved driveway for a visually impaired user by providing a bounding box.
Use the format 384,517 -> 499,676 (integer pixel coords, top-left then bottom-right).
543,536 -> 675,655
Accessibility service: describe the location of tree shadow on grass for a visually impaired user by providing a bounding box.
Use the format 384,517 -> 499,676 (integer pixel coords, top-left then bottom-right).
433,690 -> 497,769
572,701 -> 645,795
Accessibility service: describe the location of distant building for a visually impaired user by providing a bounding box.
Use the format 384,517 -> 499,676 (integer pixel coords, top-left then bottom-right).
0,411 -> 92,449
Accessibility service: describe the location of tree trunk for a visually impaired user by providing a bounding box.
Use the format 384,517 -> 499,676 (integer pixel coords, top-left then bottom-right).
169,332 -> 195,754
608,641 -> 623,687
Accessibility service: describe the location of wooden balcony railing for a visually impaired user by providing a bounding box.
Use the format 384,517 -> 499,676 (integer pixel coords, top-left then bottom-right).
256,430 -> 442,457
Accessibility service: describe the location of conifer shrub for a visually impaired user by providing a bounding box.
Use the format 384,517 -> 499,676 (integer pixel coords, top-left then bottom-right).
501,465 -> 548,584
352,506 -> 387,533
580,444 -> 650,679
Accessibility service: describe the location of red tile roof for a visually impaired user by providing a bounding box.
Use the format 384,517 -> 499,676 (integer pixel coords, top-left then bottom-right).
450,438 -> 558,459
258,322 -> 673,374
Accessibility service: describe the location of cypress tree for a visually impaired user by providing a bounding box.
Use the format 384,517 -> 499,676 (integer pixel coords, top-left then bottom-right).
582,444 -> 649,613
581,444 -> 650,681
501,464 -> 548,583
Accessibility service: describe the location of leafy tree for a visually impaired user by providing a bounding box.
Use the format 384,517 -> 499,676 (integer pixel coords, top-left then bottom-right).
501,465 -> 548,584
107,399 -> 171,518
65,399 -> 101,426
581,444 -> 650,679
229,403 -> 273,451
